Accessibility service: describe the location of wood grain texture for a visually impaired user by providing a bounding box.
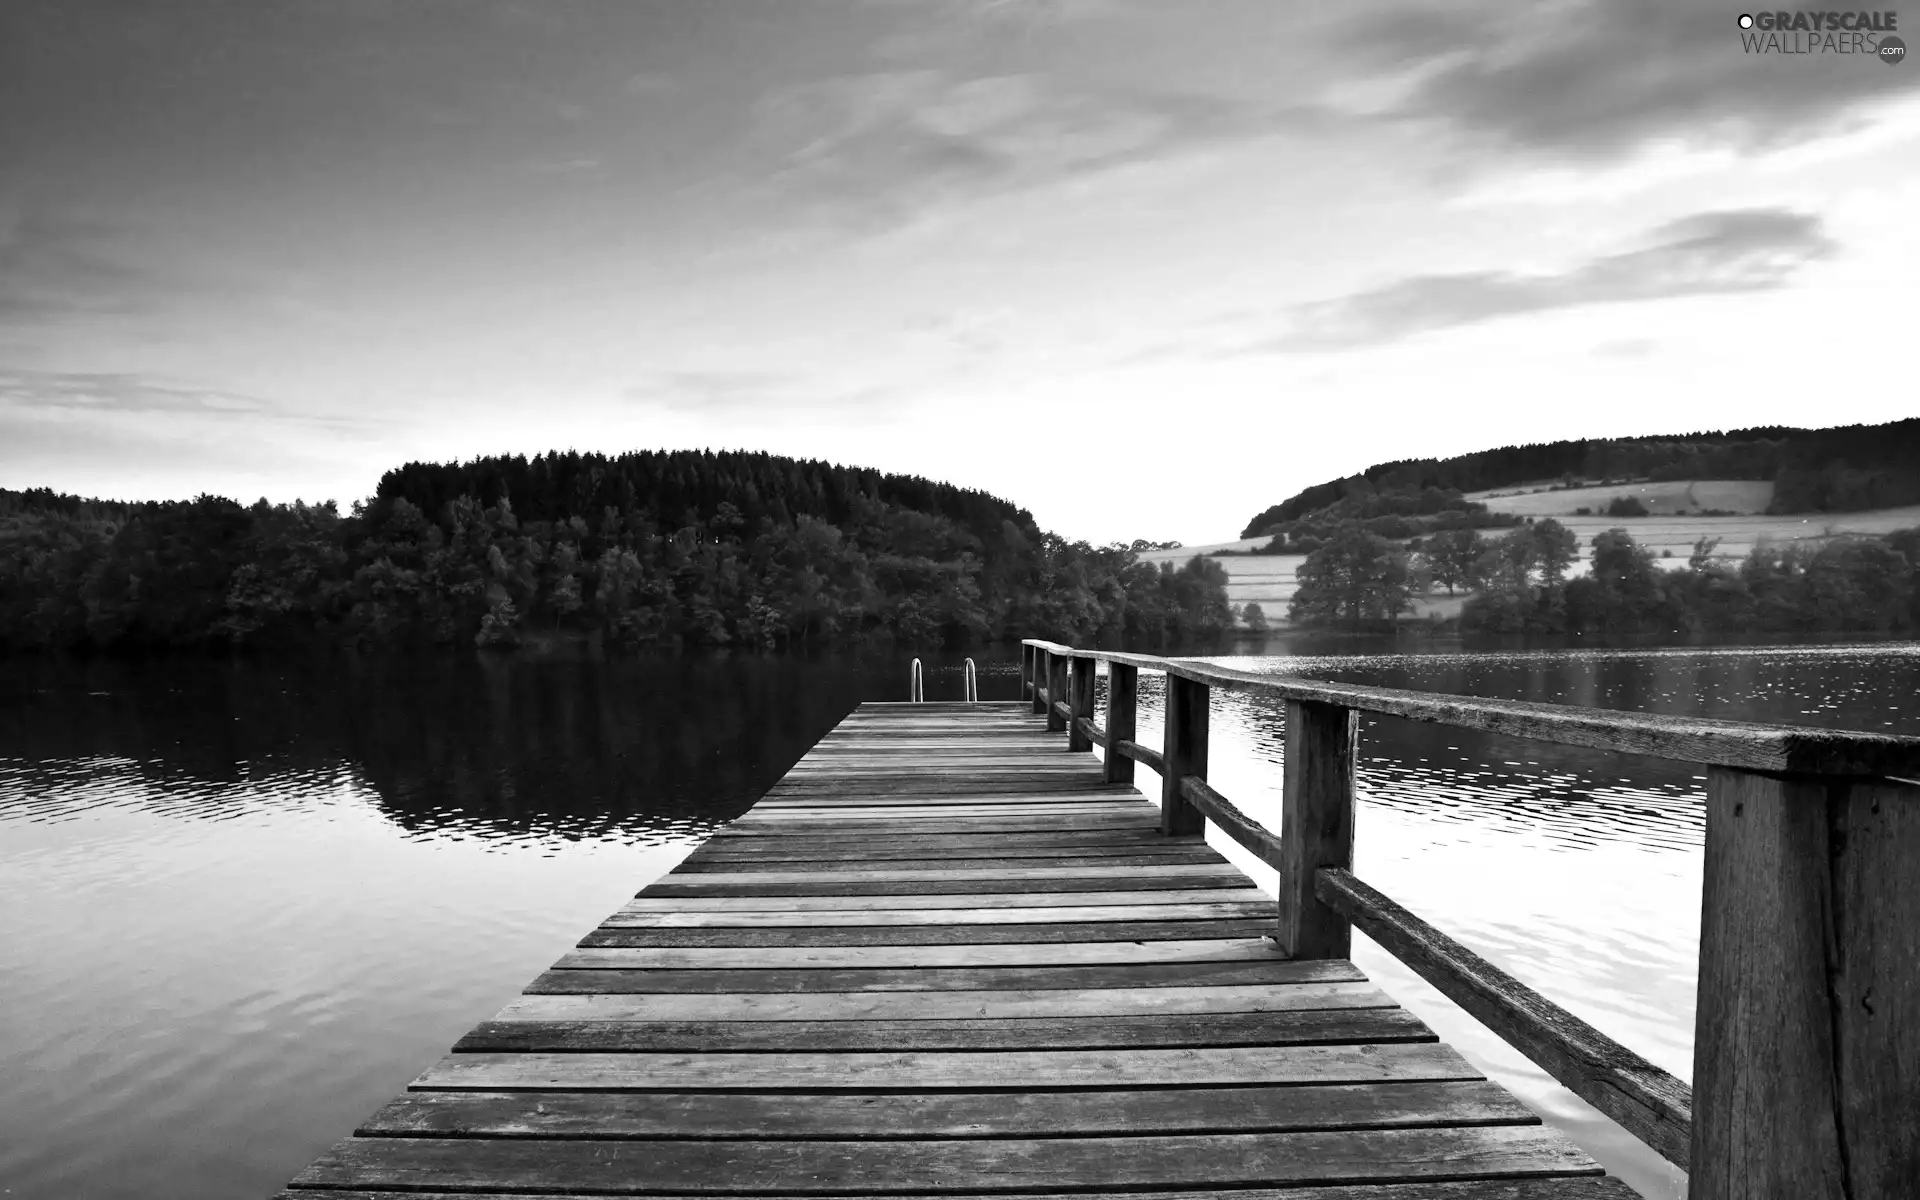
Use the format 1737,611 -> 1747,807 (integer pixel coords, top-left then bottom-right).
1068,655 -> 1096,753
523,959 -> 1359,995
1046,652 -> 1068,733
1104,661 -> 1137,785
359,1080 -> 1532,1139
1279,699 -> 1357,960
1317,869 -> 1690,1168
575,918 -> 1283,947
1181,775 -> 1285,872
453,1007 -> 1438,1052
490,982 -> 1398,1023
1020,639 -> 1920,775
1162,674 -> 1209,837
282,1181 -> 1642,1200
1690,769 -> 1920,1199
411,1042 -> 1482,1091
554,937 -> 1287,969
291,1126 -> 1602,1192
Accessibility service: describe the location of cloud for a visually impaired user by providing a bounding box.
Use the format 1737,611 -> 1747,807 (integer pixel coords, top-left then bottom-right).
0,367 -> 379,437
0,369 -> 272,416
1273,207 -> 1836,350
1344,0 -> 1920,157
751,67 -> 1266,231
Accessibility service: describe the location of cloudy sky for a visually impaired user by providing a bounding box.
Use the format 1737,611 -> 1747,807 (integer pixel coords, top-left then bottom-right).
3,0 -> 1916,543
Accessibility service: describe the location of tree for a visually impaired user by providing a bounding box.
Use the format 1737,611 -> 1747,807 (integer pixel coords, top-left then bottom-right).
1241,602 -> 1268,632
1288,528 -> 1412,630
1420,528 -> 1484,595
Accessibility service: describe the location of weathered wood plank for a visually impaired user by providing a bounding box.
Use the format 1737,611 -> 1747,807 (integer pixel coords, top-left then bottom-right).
412,1042 -> 1480,1091
678,852 -> 1224,874
618,888 -> 1262,911
1690,769 -> 1920,1198
282,1181 -> 1643,1200
575,919 -> 1283,947
491,981 -> 1399,1022
453,1007 -> 1438,1052
1279,699 -> 1358,959
1104,661 -> 1137,785
554,938 -> 1285,970
652,862 -> 1235,884
360,1079 -> 1531,1139
636,876 -> 1252,898
292,1126 -> 1604,1192
525,959 -> 1359,995
1161,674 -> 1209,836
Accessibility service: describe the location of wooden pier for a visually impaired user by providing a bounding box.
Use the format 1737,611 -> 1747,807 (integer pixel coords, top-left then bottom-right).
280,643 -> 1920,1199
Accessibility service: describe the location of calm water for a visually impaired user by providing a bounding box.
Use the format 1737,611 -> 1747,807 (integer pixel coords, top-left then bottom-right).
3,641 -> 1917,1198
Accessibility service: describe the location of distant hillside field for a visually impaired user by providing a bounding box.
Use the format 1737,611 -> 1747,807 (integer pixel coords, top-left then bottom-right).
1470,480 -> 1775,517
1143,502 -> 1920,628
1239,417 -> 1920,538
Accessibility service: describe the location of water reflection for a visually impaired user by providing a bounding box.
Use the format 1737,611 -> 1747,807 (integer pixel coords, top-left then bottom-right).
0,650 -> 1026,845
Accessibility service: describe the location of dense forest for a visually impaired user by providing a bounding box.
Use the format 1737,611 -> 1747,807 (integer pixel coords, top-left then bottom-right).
1286,521 -> 1920,637
0,451 -> 1231,654
1243,417 -> 1920,537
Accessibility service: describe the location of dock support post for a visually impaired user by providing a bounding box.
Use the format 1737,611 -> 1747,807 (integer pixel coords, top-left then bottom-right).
1020,645 -> 1032,700
1277,699 -> 1357,959
1161,675 -> 1208,836
1067,657 -> 1095,752
1103,663 -> 1137,785
1031,650 -> 1048,715
1689,768 -> 1920,1199
1046,652 -> 1068,733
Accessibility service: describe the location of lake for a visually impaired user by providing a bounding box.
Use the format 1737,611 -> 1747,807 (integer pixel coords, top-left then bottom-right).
4,640 -> 1917,1198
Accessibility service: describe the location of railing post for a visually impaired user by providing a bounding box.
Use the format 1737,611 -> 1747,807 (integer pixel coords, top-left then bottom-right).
1103,663 -> 1137,785
1690,768 -> 1920,1199
1067,657 -> 1095,752
1276,699 -> 1357,959
1046,651 -> 1068,734
1019,645 -> 1032,700
1031,650 -> 1048,715
1160,673 -> 1208,836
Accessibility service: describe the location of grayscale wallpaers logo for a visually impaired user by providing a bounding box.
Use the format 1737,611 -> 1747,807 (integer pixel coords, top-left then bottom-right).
1737,10 -> 1904,59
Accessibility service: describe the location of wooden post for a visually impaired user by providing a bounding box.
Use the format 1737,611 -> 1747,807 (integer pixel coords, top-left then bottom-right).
1690,768 -> 1920,1199
1019,645 -> 1032,700
1160,674 -> 1208,836
1103,663 -> 1137,785
1276,699 -> 1357,959
1031,650 -> 1048,715
1046,652 -> 1068,734
1067,657 -> 1096,752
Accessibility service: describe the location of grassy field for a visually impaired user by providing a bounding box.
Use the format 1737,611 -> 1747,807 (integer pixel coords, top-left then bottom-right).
1467,480 -> 1774,517
1139,483 -> 1920,628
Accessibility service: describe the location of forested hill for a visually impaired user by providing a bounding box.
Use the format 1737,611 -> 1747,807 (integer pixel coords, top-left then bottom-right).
1242,417 -> 1920,538
374,451 -> 1032,551
0,450 -> 1231,654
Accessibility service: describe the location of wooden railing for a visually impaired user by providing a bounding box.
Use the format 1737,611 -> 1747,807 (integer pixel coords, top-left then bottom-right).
1019,638 -> 1920,1199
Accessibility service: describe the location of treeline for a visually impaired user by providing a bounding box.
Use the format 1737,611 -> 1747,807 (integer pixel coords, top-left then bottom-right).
1243,417 -> 1920,537
1285,521 -> 1920,636
0,451 -> 1232,654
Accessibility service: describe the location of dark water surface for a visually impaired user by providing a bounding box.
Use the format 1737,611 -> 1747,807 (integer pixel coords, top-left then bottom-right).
3,642 -> 1916,1198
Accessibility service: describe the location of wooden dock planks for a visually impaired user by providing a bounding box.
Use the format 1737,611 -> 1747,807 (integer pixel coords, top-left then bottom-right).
281,700 -> 1639,1198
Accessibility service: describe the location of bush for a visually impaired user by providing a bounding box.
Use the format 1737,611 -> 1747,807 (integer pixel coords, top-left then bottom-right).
1606,496 -> 1651,517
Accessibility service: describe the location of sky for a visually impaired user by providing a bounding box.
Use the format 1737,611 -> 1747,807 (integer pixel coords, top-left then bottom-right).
3,0 -> 1917,544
